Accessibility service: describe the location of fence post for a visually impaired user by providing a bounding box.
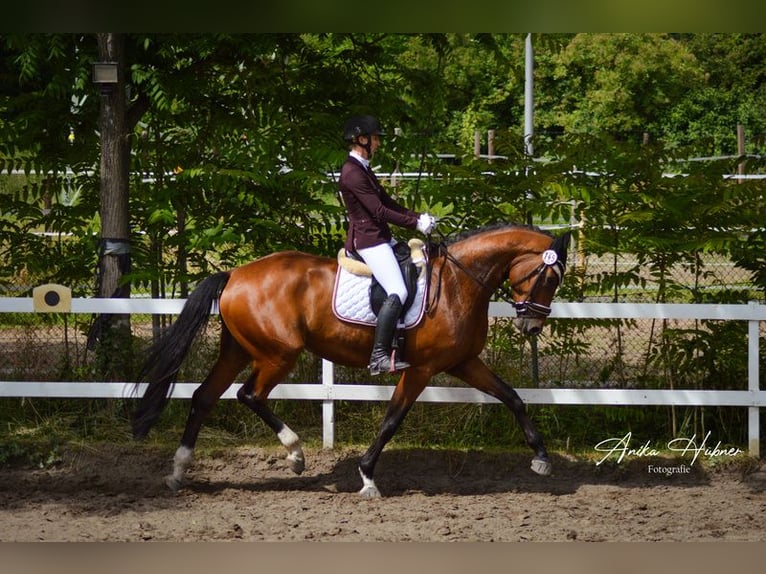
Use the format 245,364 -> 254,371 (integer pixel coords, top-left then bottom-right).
391,127 -> 402,187
748,300 -> 760,457
488,129 -> 495,163
322,359 -> 335,449
737,124 -> 746,184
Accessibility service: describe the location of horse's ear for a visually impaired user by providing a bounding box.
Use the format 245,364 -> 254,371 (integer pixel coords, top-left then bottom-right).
551,232 -> 571,267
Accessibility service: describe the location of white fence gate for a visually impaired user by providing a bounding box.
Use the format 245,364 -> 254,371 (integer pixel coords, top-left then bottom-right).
0,297 -> 763,456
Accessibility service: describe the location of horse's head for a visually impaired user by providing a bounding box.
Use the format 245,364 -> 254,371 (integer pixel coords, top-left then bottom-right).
508,231 -> 570,335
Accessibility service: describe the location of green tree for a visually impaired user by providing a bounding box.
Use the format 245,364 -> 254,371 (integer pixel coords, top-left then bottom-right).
665,33 -> 766,155
537,33 -> 703,141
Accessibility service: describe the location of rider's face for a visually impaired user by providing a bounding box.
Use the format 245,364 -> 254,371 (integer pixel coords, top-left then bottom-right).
370,134 -> 381,156
359,134 -> 381,158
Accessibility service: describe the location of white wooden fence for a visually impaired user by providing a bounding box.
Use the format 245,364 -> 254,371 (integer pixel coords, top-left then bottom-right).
0,297 -> 763,456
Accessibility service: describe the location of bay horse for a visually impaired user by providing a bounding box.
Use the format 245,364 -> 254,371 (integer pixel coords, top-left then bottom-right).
131,223 -> 570,497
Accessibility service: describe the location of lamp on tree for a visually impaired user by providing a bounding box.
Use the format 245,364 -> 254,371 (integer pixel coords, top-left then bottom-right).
92,61 -> 118,94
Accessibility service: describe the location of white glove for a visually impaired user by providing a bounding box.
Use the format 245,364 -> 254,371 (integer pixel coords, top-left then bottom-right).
416,213 -> 436,235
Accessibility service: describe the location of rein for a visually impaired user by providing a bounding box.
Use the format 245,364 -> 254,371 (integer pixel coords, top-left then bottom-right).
426,232 -> 564,319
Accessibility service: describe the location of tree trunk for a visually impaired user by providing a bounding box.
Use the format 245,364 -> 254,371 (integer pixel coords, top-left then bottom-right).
93,32 -> 133,380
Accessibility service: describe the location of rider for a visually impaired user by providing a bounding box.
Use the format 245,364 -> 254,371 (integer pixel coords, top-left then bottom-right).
339,114 -> 436,375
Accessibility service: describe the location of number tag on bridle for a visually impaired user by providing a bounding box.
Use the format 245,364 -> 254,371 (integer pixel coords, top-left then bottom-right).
541,250 -> 558,266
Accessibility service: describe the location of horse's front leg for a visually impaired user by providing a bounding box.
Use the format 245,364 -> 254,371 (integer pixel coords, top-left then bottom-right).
448,357 -> 552,476
358,369 -> 430,498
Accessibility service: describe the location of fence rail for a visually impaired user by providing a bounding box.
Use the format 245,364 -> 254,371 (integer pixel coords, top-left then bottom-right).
1,297 -> 763,455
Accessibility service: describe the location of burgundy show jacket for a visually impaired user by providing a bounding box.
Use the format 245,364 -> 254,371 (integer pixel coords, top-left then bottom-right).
338,156 -> 418,253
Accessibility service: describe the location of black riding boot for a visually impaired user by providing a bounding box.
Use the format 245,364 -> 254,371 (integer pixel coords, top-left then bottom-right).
368,294 -> 411,376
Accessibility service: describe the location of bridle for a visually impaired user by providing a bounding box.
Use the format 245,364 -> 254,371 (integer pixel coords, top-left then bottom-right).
428,239 -> 565,319
508,249 -> 566,319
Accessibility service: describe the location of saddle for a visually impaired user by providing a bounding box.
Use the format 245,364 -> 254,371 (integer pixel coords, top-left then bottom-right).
334,239 -> 428,330
338,239 -> 424,316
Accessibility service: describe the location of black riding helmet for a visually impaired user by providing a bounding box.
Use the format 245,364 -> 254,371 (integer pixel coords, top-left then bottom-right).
343,115 -> 386,143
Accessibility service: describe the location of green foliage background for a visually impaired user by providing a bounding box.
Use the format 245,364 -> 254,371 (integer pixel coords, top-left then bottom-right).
1,33 -> 765,460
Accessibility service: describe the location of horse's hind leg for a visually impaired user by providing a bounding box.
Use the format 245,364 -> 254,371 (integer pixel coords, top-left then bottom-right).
166,330 -> 250,491
448,357 -> 552,476
236,356 -> 305,474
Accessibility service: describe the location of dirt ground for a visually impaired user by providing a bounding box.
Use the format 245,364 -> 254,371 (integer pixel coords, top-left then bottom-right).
1,443 -> 765,542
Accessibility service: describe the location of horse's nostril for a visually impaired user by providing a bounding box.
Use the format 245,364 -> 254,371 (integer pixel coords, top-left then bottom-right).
526,325 -> 542,336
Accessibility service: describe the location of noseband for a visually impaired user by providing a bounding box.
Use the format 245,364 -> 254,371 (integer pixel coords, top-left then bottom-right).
509,249 -> 565,319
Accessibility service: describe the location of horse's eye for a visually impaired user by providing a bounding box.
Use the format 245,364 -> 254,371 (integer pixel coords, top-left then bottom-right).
545,272 -> 560,287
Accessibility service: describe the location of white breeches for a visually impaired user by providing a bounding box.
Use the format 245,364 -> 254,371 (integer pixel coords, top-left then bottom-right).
357,240 -> 408,305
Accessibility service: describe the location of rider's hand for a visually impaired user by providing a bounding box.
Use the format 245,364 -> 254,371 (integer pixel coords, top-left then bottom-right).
416,213 -> 436,235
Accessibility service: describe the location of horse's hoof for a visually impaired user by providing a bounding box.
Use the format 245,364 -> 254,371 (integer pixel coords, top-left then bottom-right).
357,467 -> 381,498
531,457 -> 552,476
165,475 -> 184,492
287,453 -> 305,475
358,484 -> 382,498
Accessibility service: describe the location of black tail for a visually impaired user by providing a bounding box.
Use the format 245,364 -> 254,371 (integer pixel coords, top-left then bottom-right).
131,271 -> 231,439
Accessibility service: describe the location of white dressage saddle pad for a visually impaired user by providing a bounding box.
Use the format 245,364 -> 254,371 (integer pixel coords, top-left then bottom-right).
332,241 -> 428,329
